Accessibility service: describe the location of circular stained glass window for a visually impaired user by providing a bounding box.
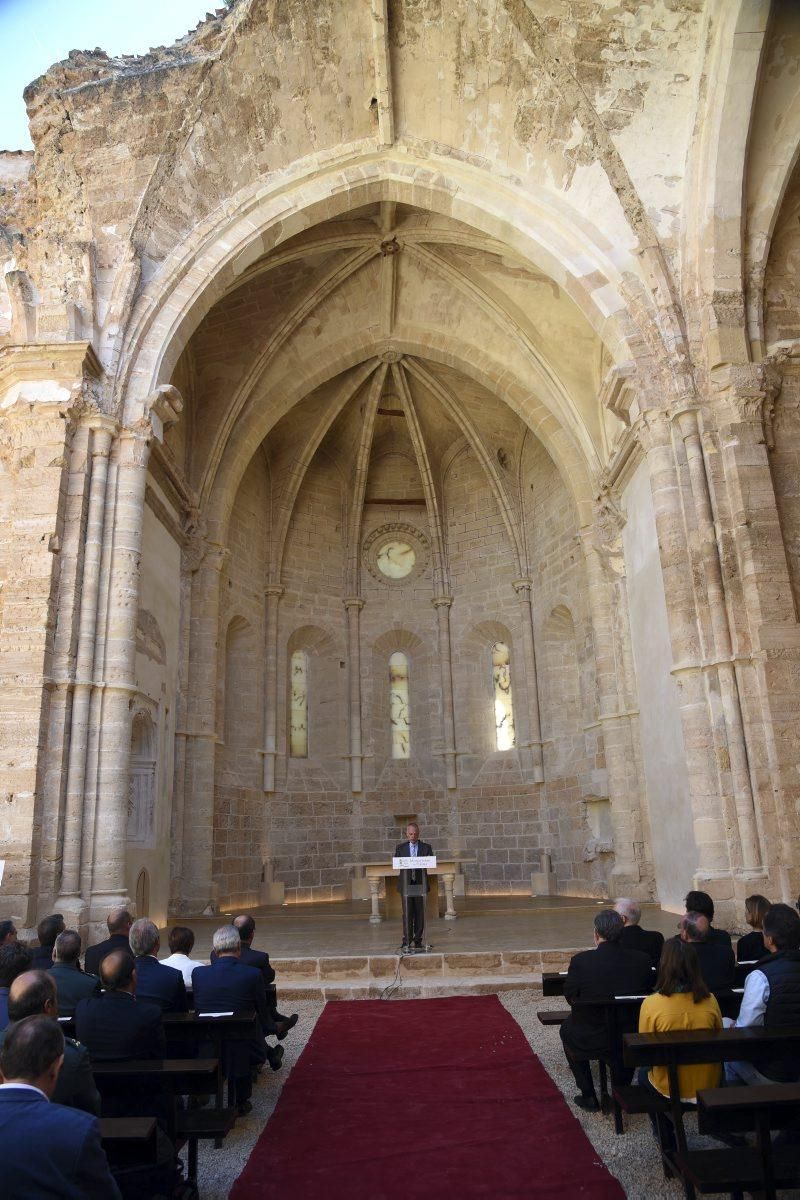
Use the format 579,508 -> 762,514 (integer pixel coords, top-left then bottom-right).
376,540 -> 416,579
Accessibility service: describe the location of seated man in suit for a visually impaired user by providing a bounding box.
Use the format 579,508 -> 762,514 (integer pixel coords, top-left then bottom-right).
0,1014 -> 121,1199
2,969 -> 100,1115
29,913 -> 65,970
560,908 -> 653,1111
83,907 -> 133,977
684,890 -> 732,948
614,898 -> 664,967
130,918 -> 189,1013
679,912 -> 735,993
0,943 -> 32,1032
161,926 -> 205,988
192,925 -> 284,1115
211,915 -> 298,1036
49,930 -> 101,1015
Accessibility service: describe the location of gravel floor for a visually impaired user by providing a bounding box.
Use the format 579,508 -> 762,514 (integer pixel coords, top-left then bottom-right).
187,992 -> 793,1199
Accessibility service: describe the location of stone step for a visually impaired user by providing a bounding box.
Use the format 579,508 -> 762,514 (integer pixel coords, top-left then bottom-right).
273,947 -> 577,985
280,974 -> 542,1001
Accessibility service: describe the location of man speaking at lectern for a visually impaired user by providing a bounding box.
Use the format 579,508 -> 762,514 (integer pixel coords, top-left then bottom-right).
395,822 -> 433,951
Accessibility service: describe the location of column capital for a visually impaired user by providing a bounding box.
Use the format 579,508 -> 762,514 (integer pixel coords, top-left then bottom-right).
512,577 -> 532,595
431,594 -> 453,609
202,542 -> 229,574
633,406 -> 672,454
264,583 -> 285,599
343,596 -> 365,611
670,405 -> 702,440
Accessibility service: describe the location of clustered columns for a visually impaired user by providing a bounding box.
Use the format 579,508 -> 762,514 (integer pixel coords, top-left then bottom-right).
56,417 -> 116,915
261,584 -> 285,793
673,405 -> 761,873
578,513 -> 647,892
432,596 -> 458,789
511,578 -> 545,784
344,597 -> 366,793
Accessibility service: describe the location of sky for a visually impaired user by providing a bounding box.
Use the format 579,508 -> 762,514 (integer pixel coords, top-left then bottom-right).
0,0 -> 217,150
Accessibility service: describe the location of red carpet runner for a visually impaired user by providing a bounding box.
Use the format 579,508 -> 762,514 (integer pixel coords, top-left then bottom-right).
231,994 -> 624,1199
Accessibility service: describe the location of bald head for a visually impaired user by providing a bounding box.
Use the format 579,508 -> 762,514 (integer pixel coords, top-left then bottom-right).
233,915 -> 255,944
100,950 -> 136,992
8,970 -> 57,1022
680,912 -> 709,944
107,908 -> 132,936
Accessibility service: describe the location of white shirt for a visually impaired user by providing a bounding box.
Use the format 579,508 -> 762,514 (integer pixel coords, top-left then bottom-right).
0,1083 -> 48,1100
733,968 -> 770,1027
161,952 -> 206,988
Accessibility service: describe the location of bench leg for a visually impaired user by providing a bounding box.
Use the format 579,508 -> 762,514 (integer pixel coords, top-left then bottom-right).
612,1095 -> 623,1136
187,1137 -> 198,1188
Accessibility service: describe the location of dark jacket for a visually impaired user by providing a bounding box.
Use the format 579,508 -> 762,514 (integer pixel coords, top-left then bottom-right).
689,937 -> 736,993
394,839 -> 433,895
210,943 -> 276,986
49,962 -> 101,1016
83,932 -> 132,978
619,923 -> 664,967
29,945 -> 55,970
0,1086 -> 121,1199
758,950 -> 800,1082
0,1027 -> 101,1117
736,930 -> 766,963
562,940 -> 653,1054
192,956 -> 272,1035
707,925 -> 733,949
0,988 -> 8,1032
74,990 -> 166,1061
134,955 -> 189,1014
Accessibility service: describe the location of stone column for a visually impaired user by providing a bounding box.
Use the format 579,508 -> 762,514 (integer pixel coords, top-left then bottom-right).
262,584 -> 284,793
177,541 -> 229,913
672,405 -> 761,873
579,509 -> 648,893
511,579 -> 545,784
432,596 -> 458,789
57,418 -> 116,916
637,408 -> 733,887
88,424 -> 152,923
344,597 -> 365,793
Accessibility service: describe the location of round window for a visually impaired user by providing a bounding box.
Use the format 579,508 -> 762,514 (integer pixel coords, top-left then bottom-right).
376,540 -> 416,579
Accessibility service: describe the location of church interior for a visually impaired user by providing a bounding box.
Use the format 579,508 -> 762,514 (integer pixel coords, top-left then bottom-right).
2,0 -> 800,1196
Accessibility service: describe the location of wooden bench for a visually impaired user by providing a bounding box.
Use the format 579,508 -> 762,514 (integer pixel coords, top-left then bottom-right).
622,1027 -> 800,1200
162,1009 -> 260,1109
693,1083 -> 800,1200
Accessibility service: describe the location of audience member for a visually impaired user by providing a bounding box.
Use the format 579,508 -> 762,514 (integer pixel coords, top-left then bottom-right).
161,926 -> 205,988
0,943 -> 32,1031
129,918 -> 189,1014
726,903 -> 800,1086
637,940 -> 722,1148
83,908 -> 133,977
49,930 -> 101,1015
75,950 -> 165,1062
0,1014 -> 121,1198
1,970 -> 100,1115
614,898 -> 664,967
684,890 -> 732,947
0,921 -> 17,947
192,925 -> 284,1115
216,914 -> 298,1034
560,909 -> 653,1112
678,912 -> 735,992
736,894 -> 770,963
29,913 -> 65,970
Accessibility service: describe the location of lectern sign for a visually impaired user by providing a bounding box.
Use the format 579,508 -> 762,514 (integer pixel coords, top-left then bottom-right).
392,855 -> 437,870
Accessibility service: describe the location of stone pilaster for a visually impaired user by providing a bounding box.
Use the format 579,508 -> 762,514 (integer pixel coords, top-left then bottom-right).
511,579 -> 544,784
262,584 -> 285,793
432,595 -> 458,789
344,597 -> 365,793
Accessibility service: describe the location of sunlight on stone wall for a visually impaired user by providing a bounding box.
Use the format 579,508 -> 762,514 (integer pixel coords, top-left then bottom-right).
290,649 -> 308,758
492,641 -> 515,751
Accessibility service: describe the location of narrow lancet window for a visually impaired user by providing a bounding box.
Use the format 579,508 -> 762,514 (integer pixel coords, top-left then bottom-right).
492,641 -> 516,751
390,651 -> 411,759
290,650 -> 308,757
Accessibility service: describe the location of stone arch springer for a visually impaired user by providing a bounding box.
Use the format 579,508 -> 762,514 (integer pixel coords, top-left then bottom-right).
115,148 -> 674,423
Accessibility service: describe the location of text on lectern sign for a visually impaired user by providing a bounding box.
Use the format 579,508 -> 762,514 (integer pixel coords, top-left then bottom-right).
392,855 -> 437,870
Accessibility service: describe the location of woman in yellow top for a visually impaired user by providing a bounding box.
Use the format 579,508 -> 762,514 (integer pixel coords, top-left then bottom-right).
638,939 -> 722,1148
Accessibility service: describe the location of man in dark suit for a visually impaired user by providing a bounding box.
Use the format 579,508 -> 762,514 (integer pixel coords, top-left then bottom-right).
561,908 -> 653,1111
394,821 -> 433,951
0,942 -> 32,1032
211,914 -> 298,1035
29,913 -> 65,970
0,921 -> 17,947
0,1014 -> 121,1198
615,898 -> 664,967
50,930 -> 101,1015
679,912 -> 735,992
2,969 -> 100,1115
192,925 -> 284,1114
83,907 -> 133,977
685,890 -> 733,948
129,918 -> 189,1014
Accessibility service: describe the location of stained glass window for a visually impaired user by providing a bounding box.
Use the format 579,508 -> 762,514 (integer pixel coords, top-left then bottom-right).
492,641 -> 516,751
290,650 -> 308,757
390,651 -> 411,759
